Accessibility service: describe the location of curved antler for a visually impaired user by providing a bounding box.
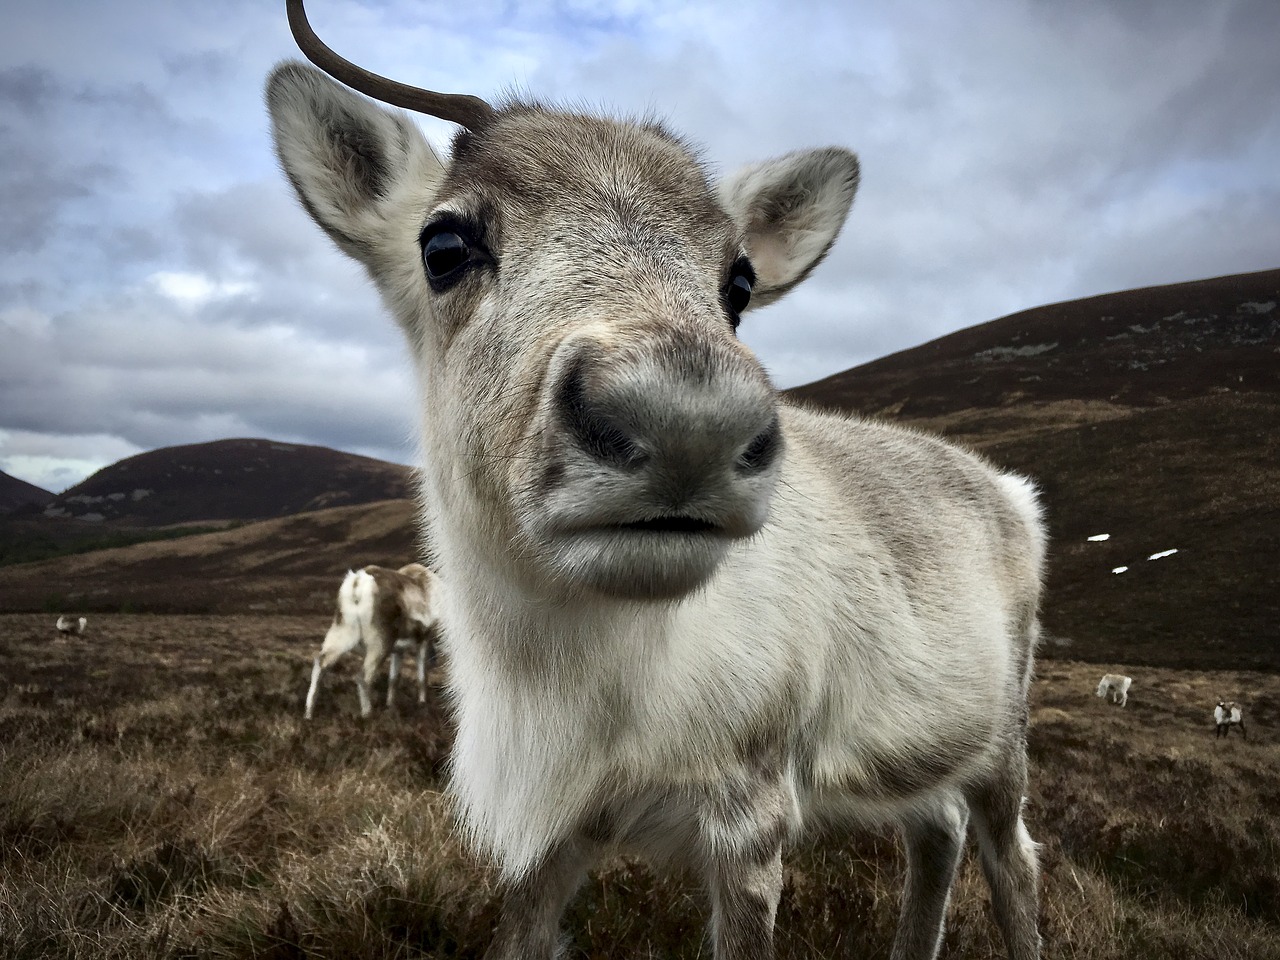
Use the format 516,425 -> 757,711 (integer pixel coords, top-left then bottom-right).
286,0 -> 495,131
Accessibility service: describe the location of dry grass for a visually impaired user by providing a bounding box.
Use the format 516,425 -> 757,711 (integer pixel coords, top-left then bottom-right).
1,613 -> 1277,959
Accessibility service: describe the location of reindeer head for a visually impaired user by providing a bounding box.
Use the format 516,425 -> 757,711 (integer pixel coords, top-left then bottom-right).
267,1 -> 858,602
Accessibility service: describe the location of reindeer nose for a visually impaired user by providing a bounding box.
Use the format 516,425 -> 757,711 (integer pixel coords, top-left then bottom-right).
553,335 -> 780,491
737,416 -> 782,473
558,360 -> 650,470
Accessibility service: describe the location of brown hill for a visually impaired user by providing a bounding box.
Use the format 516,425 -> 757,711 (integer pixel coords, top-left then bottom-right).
790,269 -> 1279,423
40,438 -> 414,526
0,498 -> 420,615
787,269 -> 1280,671
0,469 -> 53,515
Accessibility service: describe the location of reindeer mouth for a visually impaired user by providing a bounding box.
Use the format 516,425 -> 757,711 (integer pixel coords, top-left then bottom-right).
615,515 -> 719,535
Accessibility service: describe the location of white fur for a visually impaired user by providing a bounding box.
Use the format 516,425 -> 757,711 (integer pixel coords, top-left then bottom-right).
55,615 -> 87,635
304,563 -> 442,720
1095,673 -> 1132,707
268,57 -> 1044,959
1214,700 -> 1245,738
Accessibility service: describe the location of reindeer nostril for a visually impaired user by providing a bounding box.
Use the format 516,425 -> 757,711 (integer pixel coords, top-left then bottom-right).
738,416 -> 781,473
558,360 -> 647,469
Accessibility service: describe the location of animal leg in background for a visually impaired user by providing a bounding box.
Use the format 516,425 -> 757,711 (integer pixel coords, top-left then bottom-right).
305,624 -> 361,720
415,637 -> 431,703
355,624 -> 391,718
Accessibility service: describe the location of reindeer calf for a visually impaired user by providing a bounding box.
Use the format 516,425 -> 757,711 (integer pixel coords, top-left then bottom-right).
1214,700 -> 1246,739
305,563 -> 442,719
1095,673 -> 1131,707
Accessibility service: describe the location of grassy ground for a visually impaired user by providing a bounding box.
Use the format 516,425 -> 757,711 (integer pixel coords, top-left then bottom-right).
1,613 -> 1276,959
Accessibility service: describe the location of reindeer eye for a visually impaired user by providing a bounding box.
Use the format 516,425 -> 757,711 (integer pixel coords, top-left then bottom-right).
422,230 -> 471,285
724,258 -> 755,329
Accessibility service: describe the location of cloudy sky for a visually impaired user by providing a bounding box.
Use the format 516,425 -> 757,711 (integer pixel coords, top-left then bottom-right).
2,0 -> 1277,493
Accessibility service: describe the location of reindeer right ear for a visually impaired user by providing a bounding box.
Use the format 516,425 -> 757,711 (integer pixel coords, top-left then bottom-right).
266,61 -> 445,264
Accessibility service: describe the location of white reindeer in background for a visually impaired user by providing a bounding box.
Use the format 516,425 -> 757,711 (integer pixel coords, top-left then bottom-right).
55,615 -> 87,635
1095,673 -> 1132,708
268,3 -> 1047,957
304,563 -> 443,720
1214,700 -> 1246,739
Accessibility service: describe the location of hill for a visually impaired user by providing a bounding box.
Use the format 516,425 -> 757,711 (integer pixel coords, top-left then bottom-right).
789,269 -> 1279,425
39,438 -> 414,526
0,469 -> 54,514
787,269 -> 1280,670
0,438 -> 417,567
0,498 -> 420,615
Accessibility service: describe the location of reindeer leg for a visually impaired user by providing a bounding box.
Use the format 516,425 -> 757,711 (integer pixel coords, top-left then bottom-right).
416,639 -> 428,703
387,649 -> 402,708
890,795 -> 968,960
698,747 -> 797,960
356,649 -> 382,719
485,836 -> 600,960
304,655 -> 324,720
965,748 -> 1041,960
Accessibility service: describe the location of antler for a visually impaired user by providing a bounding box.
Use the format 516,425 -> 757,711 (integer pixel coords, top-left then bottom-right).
286,0 -> 495,131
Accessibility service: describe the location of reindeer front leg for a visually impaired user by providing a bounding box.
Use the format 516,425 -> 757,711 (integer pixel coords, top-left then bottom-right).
485,836 -> 600,960
415,639 -> 429,703
698,751 -> 797,960
387,648 -> 403,708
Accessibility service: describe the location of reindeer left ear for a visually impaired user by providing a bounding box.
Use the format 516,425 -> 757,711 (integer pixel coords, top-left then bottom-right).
717,147 -> 859,309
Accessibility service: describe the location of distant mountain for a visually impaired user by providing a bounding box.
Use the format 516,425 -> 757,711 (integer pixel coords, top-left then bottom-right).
787,269 -> 1280,671
0,470 -> 54,515
789,269 -> 1279,437
39,438 -> 414,526
0,499 -> 420,615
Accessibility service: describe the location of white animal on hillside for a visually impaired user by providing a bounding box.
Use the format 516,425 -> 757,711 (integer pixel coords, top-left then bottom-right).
1095,673 -> 1132,707
268,5 -> 1047,958
304,563 -> 442,720
55,615 -> 87,635
1214,700 -> 1246,739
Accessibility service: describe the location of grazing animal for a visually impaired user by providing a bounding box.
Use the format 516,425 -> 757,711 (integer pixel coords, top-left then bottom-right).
1095,673 -> 1131,707
304,563 -> 442,720
268,3 -> 1047,957
1214,700 -> 1246,739
55,615 -> 87,635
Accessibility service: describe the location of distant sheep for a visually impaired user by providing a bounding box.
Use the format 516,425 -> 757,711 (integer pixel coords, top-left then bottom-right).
1096,673 -> 1132,707
55,615 -> 87,635
304,563 -> 443,720
1214,701 -> 1246,739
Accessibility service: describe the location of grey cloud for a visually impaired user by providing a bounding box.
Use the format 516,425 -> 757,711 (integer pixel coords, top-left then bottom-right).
1,0 -> 1276,488
0,136 -> 117,253
0,66 -> 61,116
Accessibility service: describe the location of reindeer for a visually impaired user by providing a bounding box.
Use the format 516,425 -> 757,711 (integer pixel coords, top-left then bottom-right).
1214,700 -> 1246,739
267,3 -> 1046,957
55,615 -> 87,635
1095,673 -> 1131,708
304,563 -> 443,720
